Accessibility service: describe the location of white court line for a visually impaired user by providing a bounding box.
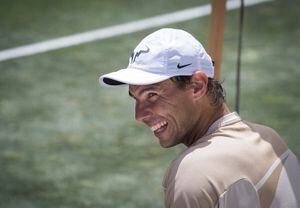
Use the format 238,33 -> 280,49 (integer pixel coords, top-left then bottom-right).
0,0 -> 271,62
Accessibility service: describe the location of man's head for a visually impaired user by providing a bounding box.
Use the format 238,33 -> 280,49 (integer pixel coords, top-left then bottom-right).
129,71 -> 225,147
99,28 -> 226,147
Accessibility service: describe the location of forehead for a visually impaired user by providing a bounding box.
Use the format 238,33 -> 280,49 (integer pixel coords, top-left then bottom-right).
129,79 -> 174,95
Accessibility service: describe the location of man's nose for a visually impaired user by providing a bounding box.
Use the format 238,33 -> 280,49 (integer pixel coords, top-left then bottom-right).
135,101 -> 153,122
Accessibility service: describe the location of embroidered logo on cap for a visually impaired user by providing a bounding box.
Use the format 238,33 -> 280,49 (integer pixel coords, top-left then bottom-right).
130,46 -> 150,63
177,63 -> 192,69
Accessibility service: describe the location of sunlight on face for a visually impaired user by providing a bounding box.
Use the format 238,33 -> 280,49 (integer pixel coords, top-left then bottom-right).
129,79 -> 197,148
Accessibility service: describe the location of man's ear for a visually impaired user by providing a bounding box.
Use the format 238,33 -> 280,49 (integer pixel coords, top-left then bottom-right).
190,71 -> 208,100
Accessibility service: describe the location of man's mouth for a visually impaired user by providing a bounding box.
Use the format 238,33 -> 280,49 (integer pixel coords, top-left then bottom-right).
150,121 -> 168,133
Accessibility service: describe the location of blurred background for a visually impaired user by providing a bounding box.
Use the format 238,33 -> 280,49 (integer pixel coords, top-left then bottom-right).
0,0 -> 299,207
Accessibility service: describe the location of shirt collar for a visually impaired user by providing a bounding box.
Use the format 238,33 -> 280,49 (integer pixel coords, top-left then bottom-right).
203,112 -> 241,137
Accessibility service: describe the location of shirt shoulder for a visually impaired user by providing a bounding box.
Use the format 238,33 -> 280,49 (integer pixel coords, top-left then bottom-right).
242,120 -> 288,156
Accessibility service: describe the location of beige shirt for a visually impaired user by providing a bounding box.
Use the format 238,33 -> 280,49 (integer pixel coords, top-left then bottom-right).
163,113 -> 300,208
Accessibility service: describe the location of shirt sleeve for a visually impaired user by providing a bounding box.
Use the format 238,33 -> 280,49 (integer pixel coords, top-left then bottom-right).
218,178 -> 260,208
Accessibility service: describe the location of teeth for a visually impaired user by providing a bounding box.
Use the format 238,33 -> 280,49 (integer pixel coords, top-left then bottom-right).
151,121 -> 167,132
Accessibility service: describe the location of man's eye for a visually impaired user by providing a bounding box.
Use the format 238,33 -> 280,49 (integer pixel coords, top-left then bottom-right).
148,92 -> 157,98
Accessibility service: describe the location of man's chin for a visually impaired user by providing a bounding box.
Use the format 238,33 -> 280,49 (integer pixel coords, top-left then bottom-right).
158,139 -> 178,148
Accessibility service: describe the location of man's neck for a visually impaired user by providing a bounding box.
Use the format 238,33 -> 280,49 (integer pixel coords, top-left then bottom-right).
183,103 -> 231,147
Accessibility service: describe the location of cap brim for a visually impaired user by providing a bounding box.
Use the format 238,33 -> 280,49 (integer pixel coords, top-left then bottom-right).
99,68 -> 171,87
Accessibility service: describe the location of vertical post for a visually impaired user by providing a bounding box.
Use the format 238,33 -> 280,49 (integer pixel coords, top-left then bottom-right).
208,0 -> 226,81
235,0 -> 244,113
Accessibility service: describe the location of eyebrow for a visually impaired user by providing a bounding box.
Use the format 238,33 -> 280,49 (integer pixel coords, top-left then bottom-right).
128,86 -> 157,99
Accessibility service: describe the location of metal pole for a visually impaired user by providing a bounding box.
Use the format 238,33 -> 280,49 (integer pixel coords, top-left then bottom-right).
235,0 -> 244,113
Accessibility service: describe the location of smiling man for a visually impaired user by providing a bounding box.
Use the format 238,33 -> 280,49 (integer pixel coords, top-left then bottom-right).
99,28 -> 300,208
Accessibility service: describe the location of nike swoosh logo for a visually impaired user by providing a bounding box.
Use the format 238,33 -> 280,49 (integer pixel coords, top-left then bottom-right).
177,63 -> 192,69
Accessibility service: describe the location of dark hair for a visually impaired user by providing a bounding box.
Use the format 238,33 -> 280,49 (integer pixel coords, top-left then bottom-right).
170,76 -> 225,108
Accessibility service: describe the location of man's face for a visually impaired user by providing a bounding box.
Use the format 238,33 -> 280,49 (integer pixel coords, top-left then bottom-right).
129,79 -> 197,148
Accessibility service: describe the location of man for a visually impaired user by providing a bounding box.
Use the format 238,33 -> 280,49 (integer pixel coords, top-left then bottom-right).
99,28 -> 300,207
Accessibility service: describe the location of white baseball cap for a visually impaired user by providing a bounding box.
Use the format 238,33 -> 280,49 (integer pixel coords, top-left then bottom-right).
99,28 -> 214,87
